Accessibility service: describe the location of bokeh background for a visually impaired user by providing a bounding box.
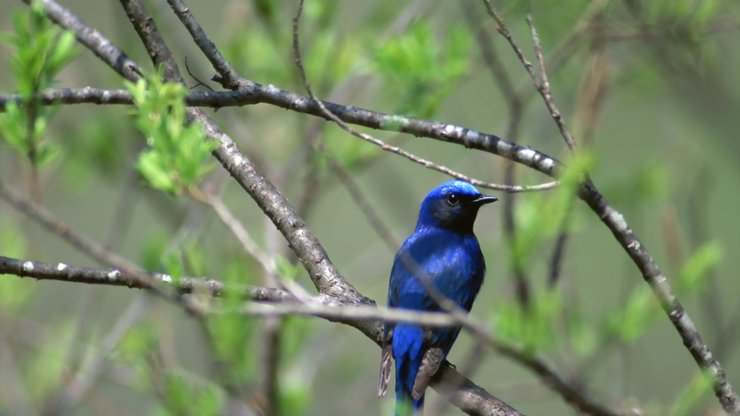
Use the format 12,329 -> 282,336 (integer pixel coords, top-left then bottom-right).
1,0 -> 739,415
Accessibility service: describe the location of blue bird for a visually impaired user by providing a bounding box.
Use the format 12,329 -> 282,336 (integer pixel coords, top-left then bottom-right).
378,180 -> 496,415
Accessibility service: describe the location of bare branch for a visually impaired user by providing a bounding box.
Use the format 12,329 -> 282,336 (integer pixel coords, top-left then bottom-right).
20,0 -> 142,82
478,3 -> 740,412
118,0 -> 184,83
1,85 -> 560,195
166,3 -> 560,182
0,252 -> 620,415
0,86 -> 259,111
11,0 -> 726,413
526,15 -> 577,150
42,298 -> 152,416
190,188 -> 313,300
0,255 -> 294,301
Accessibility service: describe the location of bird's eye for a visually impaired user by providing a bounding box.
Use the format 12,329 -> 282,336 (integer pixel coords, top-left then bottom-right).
446,194 -> 459,206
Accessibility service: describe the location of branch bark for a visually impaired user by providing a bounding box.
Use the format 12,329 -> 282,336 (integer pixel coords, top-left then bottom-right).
0,254 -> 619,415
10,0 -> 734,414
12,0 -> 526,414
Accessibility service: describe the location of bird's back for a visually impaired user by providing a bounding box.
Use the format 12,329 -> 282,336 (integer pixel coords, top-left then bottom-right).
388,226 -> 485,315
385,227 -> 486,413
379,180 -> 495,415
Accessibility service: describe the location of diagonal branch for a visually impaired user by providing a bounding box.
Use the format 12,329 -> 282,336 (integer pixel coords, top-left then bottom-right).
0,253 -> 619,416
10,0 -> 685,414
164,0 -> 562,180
0,181 -> 206,316
0,255 -> 292,300
15,1 -> 525,414
480,3 -> 740,413
0,86 -> 558,193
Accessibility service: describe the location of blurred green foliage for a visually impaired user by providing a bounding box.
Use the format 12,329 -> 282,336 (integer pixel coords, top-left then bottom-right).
509,151 -> 592,273
670,369 -> 715,416
0,0 -> 76,166
156,371 -> 223,416
127,71 -> 218,195
374,22 -> 471,117
607,241 -> 721,343
494,289 -> 561,352
677,241 -> 722,292
277,318 -> 315,416
0,221 -> 32,311
206,264 -> 256,384
0,0 -> 739,415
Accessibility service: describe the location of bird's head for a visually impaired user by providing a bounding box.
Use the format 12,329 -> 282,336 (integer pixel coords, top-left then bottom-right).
416,180 -> 497,233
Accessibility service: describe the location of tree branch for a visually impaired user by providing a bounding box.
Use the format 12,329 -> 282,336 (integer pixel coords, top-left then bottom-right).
9,0 -> 716,413
13,1 -> 529,414
0,255 -> 292,300
0,253 -> 621,415
480,3 -> 740,412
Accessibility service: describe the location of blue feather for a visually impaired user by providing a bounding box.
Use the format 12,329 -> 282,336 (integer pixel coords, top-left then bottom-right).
383,180 -> 496,415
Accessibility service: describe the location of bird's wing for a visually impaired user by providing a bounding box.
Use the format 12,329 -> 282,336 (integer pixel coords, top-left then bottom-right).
412,346 -> 445,400
378,342 -> 393,397
388,231 -> 484,313
386,230 -> 485,399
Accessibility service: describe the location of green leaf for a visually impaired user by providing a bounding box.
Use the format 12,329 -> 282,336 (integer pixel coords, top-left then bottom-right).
605,242 -> 720,344
160,371 -> 223,416
280,366 -> 312,416
493,290 -> 561,352
205,264 -> 256,382
0,221 -> 33,311
677,242 -> 722,292
113,323 -> 159,391
127,71 -> 217,195
47,31 -> 77,74
509,151 -> 593,272
373,22 -> 471,117
607,287 -> 656,343
24,320 -> 74,400
163,250 -> 184,287
0,1 -> 77,167
139,233 -> 170,271
670,369 -> 714,416
137,151 -> 177,194
304,32 -> 359,94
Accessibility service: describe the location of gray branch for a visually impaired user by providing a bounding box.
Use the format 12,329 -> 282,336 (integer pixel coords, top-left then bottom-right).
11,0 -> 521,414
0,254 -> 620,415
9,0 -> 734,413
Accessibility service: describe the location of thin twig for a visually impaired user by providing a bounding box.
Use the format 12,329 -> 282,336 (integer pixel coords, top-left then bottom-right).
0,255 -> 294,301
547,231 -> 570,288
189,187 -> 314,301
0,247 -> 620,415
480,3 -> 740,412
291,4 -> 538,194
526,15 -> 577,150
167,0 -> 561,183
312,143 -> 399,250
15,0 -> 718,413
42,298 -> 152,416
0,87 -> 560,192
0,181 -> 205,316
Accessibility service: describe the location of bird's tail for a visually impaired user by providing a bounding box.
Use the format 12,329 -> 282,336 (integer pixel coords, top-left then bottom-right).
394,389 -> 424,416
393,324 -> 426,416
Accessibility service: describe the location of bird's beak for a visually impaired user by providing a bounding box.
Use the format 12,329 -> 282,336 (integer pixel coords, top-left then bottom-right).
473,195 -> 498,206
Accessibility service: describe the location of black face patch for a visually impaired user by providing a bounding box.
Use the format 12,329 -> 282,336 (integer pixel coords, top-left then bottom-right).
431,193 -> 480,232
